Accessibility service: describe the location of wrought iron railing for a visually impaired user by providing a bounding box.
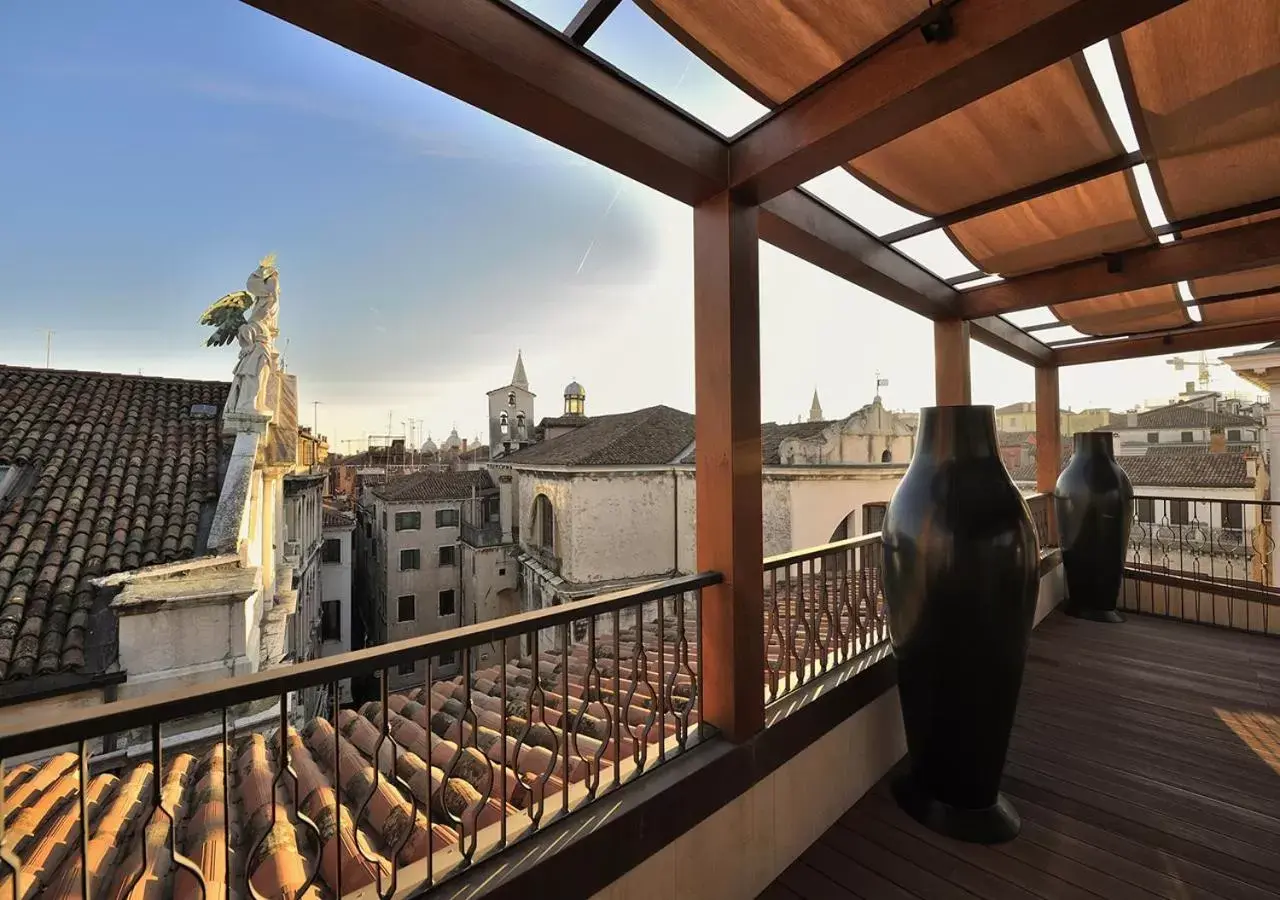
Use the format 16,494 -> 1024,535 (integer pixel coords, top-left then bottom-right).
1127,495 -> 1274,589
0,572 -> 717,899
1024,492 -> 1056,550
459,521 -> 508,548
1124,495 -> 1279,633
763,533 -> 887,703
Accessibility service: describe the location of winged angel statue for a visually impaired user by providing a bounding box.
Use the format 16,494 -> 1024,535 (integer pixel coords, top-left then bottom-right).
201,254 -> 282,415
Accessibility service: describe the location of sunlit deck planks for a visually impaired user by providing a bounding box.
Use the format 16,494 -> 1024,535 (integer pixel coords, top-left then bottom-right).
763,612 -> 1280,900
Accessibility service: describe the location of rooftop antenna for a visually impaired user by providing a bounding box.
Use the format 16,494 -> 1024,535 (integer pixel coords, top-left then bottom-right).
42,329 -> 53,368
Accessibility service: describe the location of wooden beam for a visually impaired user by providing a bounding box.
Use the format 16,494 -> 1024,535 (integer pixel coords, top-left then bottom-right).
1035,367 -> 1062,496
961,215 -> 1280,317
882,151 -> 1144,244
970,316 -> 1054,367
934,320 -> 973,405
694,192 -> 764,743
1155,194 -> 1280,238
729,0 -> 1187,202
759,190 -> 955,319
565,0 -> 621,45
239,0 -> 726,204
1056,320 -> 1280,366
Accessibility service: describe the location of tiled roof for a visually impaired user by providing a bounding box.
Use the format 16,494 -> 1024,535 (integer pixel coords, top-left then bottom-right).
502,405 -> 695,467
322,506 -> 356,528
1007,451 -> 1254,488
0,366 -> 226,680
3,644 -> 684,899
1108,400 -> 1260,429
761,420 -> 832,465
370,470 -> 494,503
538,415 -> 591,429
998,430 -> 1035,448
1144,443 -> 1258,456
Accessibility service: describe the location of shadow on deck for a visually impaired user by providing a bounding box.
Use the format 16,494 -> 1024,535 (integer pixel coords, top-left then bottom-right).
762,613 -> 1280,900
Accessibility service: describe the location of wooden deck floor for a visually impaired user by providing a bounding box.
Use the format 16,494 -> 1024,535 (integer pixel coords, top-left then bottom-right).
761,612 -> 1280,900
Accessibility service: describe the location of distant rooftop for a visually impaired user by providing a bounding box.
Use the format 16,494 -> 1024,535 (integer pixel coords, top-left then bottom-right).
370,469 -> 495,503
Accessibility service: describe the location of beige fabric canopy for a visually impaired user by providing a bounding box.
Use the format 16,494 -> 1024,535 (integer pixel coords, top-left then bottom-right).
641,0 -> 929,102
635,0 -> 1280,343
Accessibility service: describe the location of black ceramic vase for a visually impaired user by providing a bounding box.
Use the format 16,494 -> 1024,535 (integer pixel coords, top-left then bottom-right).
882,405 -> 1038,844
1054,431 -> 1134,623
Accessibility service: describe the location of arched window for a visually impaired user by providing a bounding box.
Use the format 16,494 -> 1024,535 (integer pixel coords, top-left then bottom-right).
508,391 -> 517,407
499,411 -> 509,435
533,494 -> 554,550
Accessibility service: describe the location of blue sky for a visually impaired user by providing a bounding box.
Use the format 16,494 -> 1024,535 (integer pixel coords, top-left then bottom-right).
1,1 -> 1266,449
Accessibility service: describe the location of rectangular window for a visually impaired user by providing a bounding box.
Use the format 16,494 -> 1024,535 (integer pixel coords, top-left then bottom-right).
398,661 -> 415,676
439,589 -> 456,617
397,594 -> 416,623
381,511 -> 387,530
1136,498 -> 1154,523
1180,431 -> 1194,443
395,511 -> 421,531
1146,432 -> 1159,444
862,503 -> 888,535
400,548 -> 420,571
321,538 -> 342,564
439,545 -> 456,567
1223,502 -> 1244,530
1169,500 -> 1190,526
435,508 -> 459,528
1228,429 -> 1242,442
439,650 -> 457,667
321,600 -> 341,641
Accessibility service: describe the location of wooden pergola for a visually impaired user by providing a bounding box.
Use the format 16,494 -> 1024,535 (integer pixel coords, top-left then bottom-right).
242,0 -> 1280,741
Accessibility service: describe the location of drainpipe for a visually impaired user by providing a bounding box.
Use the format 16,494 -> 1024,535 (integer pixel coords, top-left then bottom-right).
672,469 -> 679,573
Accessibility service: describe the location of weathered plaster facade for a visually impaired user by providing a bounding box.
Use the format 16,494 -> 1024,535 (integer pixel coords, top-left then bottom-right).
780,397 -> 916,465
503,463 -> 907,600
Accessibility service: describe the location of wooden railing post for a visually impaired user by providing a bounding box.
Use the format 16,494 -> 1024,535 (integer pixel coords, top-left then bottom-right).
1036,365 -> 1062,543
933,319 -> 972,405
694,190 -> 765,742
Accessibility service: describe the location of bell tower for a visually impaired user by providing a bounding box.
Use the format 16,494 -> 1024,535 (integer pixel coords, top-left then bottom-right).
487,350 -> 536,458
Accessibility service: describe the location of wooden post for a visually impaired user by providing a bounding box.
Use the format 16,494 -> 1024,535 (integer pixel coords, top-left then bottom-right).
1035,366 -> 1061,494
933,319 -> 972,405
694,191 -> 765,742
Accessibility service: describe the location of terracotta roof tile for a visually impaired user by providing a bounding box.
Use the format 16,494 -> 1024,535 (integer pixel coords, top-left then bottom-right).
501,405 -> 695,467
369,469 -> 495,503
1006,450 -> 1254,488
2,630 -> 703,899
0,365 -> 227,681
322,505 -> 356,528
1105,400 -> 1261,430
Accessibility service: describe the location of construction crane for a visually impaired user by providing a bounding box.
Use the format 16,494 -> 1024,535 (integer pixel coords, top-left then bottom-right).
1166,352 -> 1226,389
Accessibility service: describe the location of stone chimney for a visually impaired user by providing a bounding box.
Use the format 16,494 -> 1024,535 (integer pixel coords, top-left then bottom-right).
1209,428 -> 1227,453
462,437 -> 468,453
1126,411 -> 1138,427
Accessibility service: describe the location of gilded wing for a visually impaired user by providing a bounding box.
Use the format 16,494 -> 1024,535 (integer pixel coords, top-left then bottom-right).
200,291 -> 254,347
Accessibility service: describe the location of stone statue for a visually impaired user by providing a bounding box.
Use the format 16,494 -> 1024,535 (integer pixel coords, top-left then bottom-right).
201,254 -> 281,415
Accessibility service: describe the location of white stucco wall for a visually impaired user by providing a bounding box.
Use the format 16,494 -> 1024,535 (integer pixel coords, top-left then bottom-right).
321,525 -> 353,656
512,465 -> 906,588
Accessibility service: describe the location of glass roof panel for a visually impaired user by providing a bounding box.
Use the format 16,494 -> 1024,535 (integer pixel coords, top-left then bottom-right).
507,0 -> 584,30
801,169 -> 926,236
1001,309 -> 1060,329
892,231 -> 979,281
586,1 -> 767,137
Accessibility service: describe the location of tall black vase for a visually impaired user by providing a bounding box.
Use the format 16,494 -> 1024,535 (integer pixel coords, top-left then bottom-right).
1055,431 -> 1134,623
882,405 -> 1038,844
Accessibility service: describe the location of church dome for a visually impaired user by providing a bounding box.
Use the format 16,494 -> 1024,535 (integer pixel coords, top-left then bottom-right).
443,428 -> 461,451
420,436 -> 438,453
564,380 -> 585,398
